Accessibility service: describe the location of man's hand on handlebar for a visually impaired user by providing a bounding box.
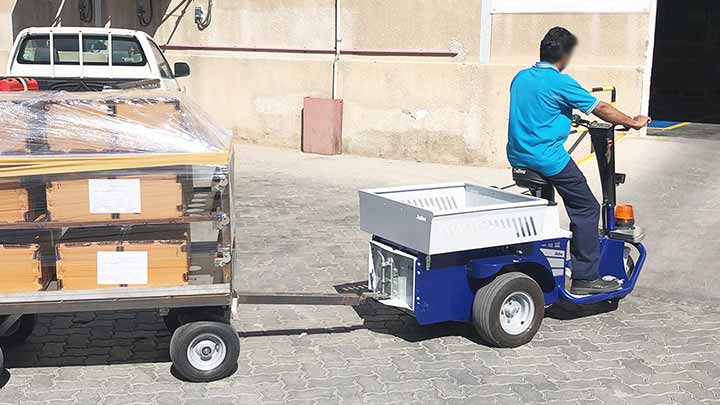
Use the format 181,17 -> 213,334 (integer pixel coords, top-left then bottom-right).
629,115 -> 652,130
593,101 -> 651,131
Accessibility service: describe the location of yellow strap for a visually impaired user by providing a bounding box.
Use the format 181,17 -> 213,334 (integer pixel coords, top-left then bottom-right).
0,151 -> 229,177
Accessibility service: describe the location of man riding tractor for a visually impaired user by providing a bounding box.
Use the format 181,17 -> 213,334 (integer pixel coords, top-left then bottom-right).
507,26 -> 651,295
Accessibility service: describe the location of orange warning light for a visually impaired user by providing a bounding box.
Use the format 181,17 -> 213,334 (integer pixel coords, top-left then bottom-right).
615,204 -> 635,227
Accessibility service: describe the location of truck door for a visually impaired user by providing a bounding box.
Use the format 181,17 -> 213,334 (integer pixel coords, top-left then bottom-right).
147,40 -> 180,91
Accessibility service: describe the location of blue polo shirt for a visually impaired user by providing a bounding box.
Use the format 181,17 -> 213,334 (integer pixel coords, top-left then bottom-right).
507,62 -> 599,176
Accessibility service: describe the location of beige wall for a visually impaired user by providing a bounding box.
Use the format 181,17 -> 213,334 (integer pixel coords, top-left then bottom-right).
341,0 -> 482,62
491,14 -> 650,66
1,1 -> 653,167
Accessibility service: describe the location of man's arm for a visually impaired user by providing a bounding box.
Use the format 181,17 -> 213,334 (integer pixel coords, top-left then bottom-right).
592,101 -> 651,130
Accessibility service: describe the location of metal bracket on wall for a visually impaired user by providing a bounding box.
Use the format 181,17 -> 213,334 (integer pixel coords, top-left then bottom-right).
195,0 -> 214,31
136,0 -> 154,27
78,0 -> 94,23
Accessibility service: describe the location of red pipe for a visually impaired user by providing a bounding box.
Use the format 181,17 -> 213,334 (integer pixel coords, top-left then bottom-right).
161,44 -> 457,58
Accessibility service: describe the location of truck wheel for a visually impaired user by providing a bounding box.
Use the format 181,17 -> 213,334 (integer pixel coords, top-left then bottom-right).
170,321 -> 239,382
472,273 -> 544,348
0,315 -> 37,346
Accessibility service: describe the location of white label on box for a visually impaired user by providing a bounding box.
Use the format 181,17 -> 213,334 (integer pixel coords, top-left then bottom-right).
88,179 -> 142,214
97,251 -> 148,285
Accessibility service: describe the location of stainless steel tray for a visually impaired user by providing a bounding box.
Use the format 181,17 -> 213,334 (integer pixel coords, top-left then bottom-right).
359,182 -> 569,254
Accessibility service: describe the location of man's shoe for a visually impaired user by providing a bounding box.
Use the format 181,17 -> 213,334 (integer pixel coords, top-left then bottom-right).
570,277 -> 622,295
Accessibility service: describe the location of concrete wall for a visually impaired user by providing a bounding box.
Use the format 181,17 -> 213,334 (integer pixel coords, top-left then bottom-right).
1,1 -> 653,167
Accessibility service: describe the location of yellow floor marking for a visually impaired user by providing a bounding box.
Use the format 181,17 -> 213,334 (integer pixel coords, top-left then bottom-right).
660,122 -> 690,131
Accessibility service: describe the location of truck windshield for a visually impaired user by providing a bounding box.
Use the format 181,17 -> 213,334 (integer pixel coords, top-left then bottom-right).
17,34 -> 147,66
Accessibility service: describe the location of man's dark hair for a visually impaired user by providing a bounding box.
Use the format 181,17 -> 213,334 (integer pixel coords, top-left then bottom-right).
540,27 -> 577,63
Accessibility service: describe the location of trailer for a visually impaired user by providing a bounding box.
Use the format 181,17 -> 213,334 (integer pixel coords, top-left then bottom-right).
0,89 -> 239,382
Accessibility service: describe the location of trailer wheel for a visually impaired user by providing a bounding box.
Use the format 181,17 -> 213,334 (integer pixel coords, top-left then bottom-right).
472,273 -> 544,348
0,315 -> 37,346
170,321 -> 239,382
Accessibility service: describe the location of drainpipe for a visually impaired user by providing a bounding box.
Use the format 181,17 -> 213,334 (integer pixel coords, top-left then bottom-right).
94,0 -> 103,26
331,0 -> 341,99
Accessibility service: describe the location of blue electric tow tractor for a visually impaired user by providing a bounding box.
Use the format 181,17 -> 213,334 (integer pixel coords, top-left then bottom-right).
359,117 -> 647,348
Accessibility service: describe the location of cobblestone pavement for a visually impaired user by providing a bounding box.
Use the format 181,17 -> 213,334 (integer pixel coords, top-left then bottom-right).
1,144 -> 720,404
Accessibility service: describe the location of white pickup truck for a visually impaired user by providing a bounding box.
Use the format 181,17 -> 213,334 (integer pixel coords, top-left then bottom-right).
6,27 -> 189,91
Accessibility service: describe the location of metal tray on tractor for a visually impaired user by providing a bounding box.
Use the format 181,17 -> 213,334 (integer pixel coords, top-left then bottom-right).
359,182 -> 570,255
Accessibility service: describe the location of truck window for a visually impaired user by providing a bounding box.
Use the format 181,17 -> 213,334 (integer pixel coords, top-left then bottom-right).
111,36 -> 147,66
18,35 -> 51,63
16,34 -> 147,66
83,35 -> 109,64
148,40 -> 174,79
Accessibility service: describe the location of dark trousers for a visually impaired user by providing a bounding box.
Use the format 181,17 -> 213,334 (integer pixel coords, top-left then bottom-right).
546,159 -> 601,280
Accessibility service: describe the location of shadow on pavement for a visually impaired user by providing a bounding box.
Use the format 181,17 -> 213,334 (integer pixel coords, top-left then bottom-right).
0,370 -> 9,389
3,310 -> 171,370
544,299 -> 620,320
335,281 -> 484,344
238,281 -> 621,345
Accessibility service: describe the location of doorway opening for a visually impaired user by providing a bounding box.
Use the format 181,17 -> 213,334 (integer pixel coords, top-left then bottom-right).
649,0 -> 720,123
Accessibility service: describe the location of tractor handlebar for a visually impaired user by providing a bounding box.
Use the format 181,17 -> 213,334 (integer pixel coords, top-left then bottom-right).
571,114 -> 630,132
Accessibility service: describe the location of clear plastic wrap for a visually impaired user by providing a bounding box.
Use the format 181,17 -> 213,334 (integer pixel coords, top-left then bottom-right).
0,90 -> 230,155
0,90 -> 234,293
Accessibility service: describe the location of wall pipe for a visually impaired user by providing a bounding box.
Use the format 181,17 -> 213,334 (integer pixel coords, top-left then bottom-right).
161,44 -> 458,58
331,0 -> 341,99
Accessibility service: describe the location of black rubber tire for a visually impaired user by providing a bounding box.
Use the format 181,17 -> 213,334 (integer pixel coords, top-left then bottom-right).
472,273 -> 545,348
170,321 -> 240,382
0,315 -> 37,346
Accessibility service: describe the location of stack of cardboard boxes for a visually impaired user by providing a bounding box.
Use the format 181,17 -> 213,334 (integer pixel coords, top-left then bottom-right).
0,91 -> 231,293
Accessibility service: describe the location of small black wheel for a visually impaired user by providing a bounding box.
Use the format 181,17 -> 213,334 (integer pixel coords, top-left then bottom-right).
0,315 -> 37,346
170,321 -> 239,382
472,273 -> 544,348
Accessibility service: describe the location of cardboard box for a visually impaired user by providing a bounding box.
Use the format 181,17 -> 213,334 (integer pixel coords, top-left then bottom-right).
56,239 -> 188,290
0,101 -> 34,155
114,101 -> 181,129
46,174 -> 184,222
44,100 -> 181,153
0,244 -> 43,292
56,225 -> 190,290
45,102 -> 115,153
0,180 -> 30,223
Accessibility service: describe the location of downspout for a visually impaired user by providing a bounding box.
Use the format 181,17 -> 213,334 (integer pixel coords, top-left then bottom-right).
331,0 -> 341,99
94,0 -> 103,27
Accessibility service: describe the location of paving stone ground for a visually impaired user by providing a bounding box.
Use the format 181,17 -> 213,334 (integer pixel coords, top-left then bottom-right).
1,144 -> 719,404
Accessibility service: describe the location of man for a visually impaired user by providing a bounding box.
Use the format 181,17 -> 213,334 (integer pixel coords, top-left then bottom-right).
507,27 -> 650,295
